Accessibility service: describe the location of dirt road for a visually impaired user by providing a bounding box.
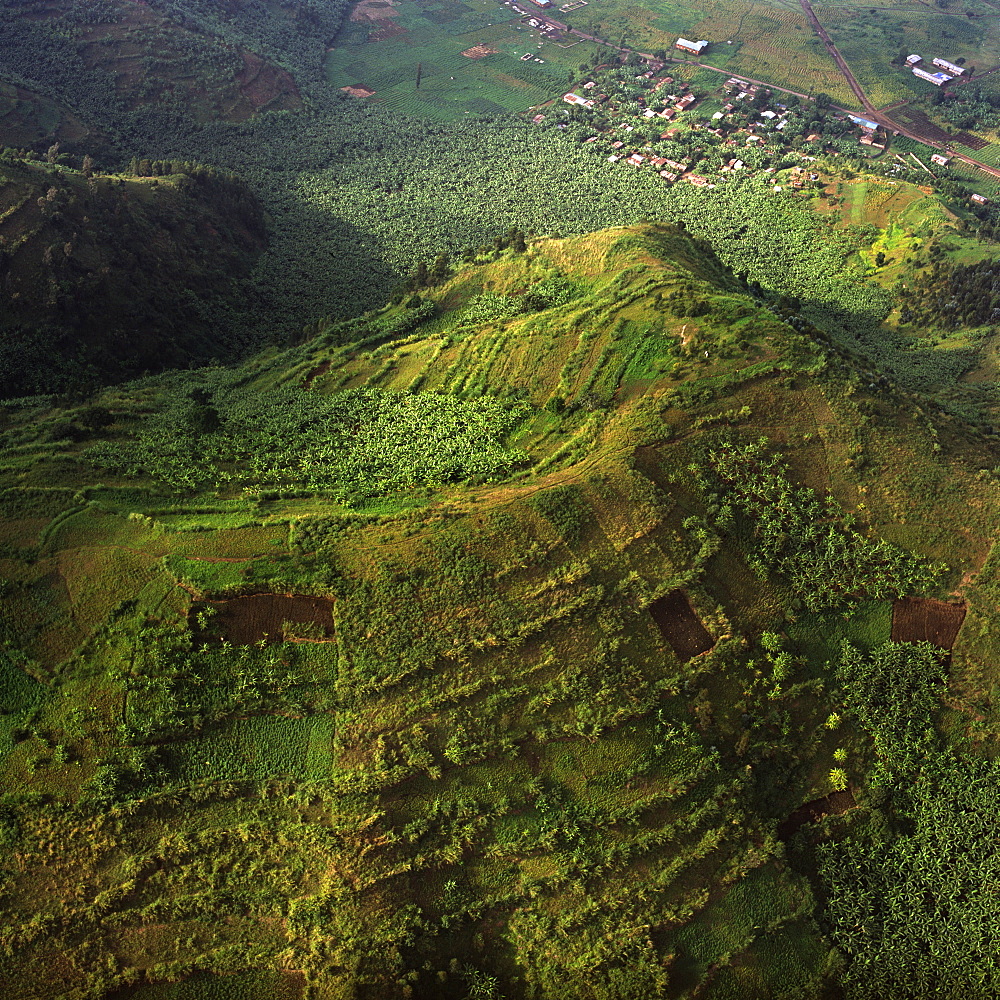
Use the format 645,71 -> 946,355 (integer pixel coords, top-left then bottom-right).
799,0 -> 877,114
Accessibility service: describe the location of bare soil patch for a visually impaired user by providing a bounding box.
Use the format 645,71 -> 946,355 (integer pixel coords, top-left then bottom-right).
649,590 -> 714,660
304,360 -> 331,387
194,594 -> 335,646
341,85 -> 376,98
886,107 -> 952,145
370,19 -> 408,40
892,597 -> 966,649
462,44 -> 498,59
955,131 -> 990,150
777,789 -> 856,841
235,50 -> 301,114
351,0 -> 398,20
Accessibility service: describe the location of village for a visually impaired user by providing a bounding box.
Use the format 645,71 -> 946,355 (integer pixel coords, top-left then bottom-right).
523,34 -> 992,210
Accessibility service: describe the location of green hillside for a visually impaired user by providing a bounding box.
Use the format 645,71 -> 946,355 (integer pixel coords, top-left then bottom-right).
1,225 -> 998,998
9,0 -> 1000,993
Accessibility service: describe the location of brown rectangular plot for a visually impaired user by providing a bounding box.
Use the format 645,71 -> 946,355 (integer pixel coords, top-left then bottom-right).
891,597 -> 965,650
649,590 -> 714,661
192,594 -> 335,646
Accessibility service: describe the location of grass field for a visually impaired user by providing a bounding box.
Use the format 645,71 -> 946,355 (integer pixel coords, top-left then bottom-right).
325,0 -> 600,118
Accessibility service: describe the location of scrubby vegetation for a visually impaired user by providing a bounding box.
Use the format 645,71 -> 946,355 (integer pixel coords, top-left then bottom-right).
2,217 -> 998,998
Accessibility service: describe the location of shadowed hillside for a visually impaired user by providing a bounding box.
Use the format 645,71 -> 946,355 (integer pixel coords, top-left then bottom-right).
0,153 -> 266,395
0,0 -> 308,153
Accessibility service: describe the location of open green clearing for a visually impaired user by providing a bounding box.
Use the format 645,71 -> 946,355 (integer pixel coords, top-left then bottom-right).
325,0 -> 600,118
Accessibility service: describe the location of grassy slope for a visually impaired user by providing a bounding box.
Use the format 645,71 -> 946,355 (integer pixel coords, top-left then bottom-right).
0,154 -> 266,394
0,224 -> 998,998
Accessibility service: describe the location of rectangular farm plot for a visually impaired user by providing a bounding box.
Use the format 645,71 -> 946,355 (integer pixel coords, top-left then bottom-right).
892,597 -> 965,650
106,970 -> 305,1000
194,594 -> 336,646
649,590 -> 714,660
168,715 -> 335,782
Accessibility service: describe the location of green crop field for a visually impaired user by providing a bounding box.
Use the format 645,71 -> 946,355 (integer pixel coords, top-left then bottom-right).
168,715 -> 333,783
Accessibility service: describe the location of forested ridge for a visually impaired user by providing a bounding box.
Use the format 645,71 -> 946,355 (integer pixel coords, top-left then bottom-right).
0,153 -> 265,394
905,257 -> 1000,330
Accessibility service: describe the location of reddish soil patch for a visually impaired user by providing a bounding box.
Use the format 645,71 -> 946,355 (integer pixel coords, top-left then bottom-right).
369,18 -> 408,40
304,360 -> 331,388
462,44 -> 498,58
341,85 -> 376,98
235,50 -> 301,114
892,597 -> 966,649
193,594 -> 335,646
649,590 -> 714,660
777,789 -> 856,841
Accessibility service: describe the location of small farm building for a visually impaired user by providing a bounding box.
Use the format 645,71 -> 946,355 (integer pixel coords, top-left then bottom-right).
676,38 -> 709,55
932,57 -> 965,76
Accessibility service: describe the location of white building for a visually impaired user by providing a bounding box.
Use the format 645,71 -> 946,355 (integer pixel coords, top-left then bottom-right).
905,54 -> 922,67
913,67 -> 952,86
932,57 -> 965,76
676,38 -> 709,55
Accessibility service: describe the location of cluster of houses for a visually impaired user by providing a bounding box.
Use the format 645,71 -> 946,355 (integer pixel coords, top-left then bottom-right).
906,53 -> 966,87
538,34 -> 992,211
561,72 -> 697,118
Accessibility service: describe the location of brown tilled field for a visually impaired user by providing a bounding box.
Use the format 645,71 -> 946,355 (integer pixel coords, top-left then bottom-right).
649,590 -> 714,660
462,45 -> 498,59
954,131 -> 990,151
891,597 -> 966,649
887,107 -> 951,144
885,107 -> 987,150
777,789 -> 856,841
196,594 -> 335,646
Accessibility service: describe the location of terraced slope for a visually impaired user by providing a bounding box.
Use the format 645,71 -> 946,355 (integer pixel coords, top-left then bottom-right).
0,226 -> 999,998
